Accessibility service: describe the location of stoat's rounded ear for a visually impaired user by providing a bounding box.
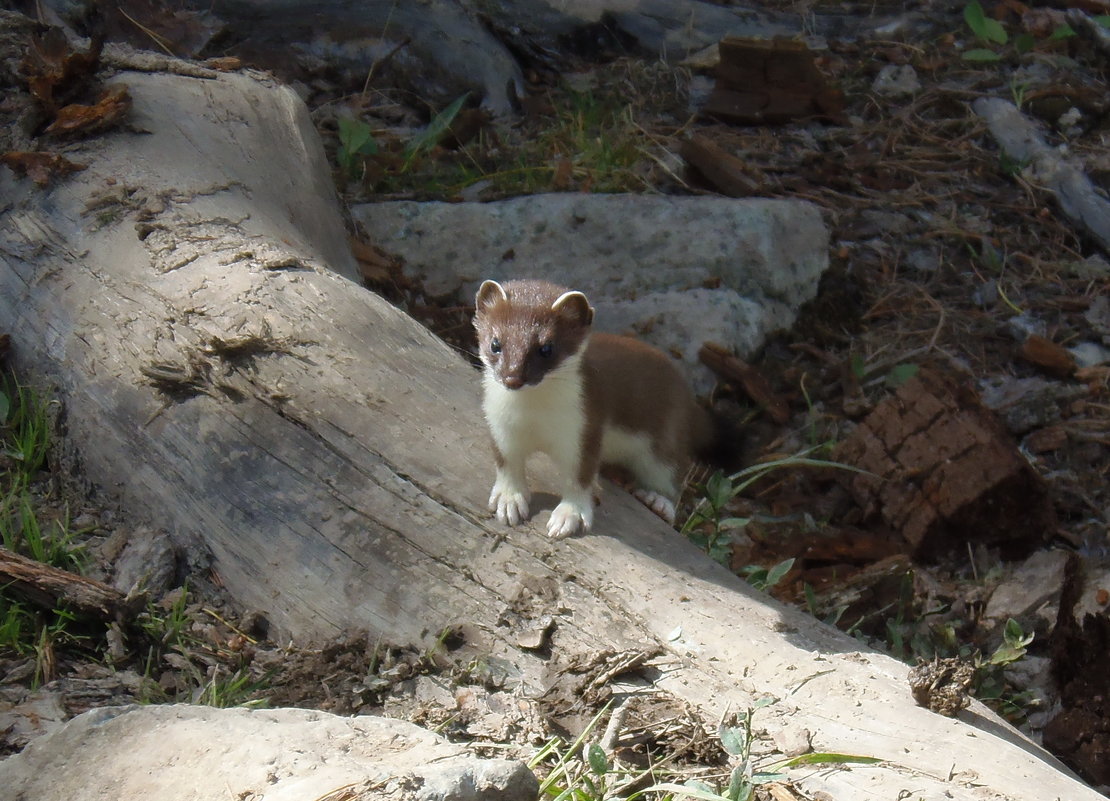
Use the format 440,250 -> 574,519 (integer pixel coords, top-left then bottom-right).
551,290 -> 594,326
476,280 -> 508,312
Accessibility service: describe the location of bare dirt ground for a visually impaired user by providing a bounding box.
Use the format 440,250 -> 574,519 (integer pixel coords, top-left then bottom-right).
2,0 -> 1110,794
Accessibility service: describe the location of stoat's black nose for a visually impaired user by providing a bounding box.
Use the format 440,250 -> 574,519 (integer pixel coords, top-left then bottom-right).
502,375 -> 524,390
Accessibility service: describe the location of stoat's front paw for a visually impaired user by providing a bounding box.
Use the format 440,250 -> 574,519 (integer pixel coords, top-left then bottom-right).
633,489 -> 676,524
547,500 -> 594,539
489,485 -> 529,526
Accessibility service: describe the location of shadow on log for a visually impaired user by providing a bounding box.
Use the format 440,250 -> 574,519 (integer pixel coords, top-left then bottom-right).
0,63 -> 1101,801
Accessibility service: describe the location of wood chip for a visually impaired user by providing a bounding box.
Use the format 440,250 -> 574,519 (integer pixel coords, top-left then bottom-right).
680,135 -> 763,197
699,341 -> 790,423
1024,425 -> 1068,453
1020,334 -> 1076,378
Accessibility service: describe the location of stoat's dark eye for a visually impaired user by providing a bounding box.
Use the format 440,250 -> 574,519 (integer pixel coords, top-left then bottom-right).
490,338 -> 501,354
538,343 -> 553,358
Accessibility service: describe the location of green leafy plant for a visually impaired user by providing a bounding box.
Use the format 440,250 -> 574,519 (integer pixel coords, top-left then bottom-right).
647,700 -> 881,801
683,471 -> 750,564
683,451 -> 869,567
531,704 -> 623,800
337,116 -> 379,178
0,493 -> 84,573
195,666 -> 270,708
972,618 -> 1035,720
963,1 -> 1008,60
1009,78 -> 1029,110
339,94 -> 470,190
885,363 -> 919,388
138,585 -> 193,652
365,72 -> 655,198
404,93 -> 469,167
0,594 -> 31,652
985,618 -> 1035,668
962,1 -> 1076,61
740,558 -> 795,593
1,377 -> 52,486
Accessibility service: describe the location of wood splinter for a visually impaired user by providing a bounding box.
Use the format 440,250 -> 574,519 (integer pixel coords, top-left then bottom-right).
698,341 -> 790,424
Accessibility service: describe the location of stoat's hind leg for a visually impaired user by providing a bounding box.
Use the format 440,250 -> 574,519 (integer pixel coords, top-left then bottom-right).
632,488 -> 676,524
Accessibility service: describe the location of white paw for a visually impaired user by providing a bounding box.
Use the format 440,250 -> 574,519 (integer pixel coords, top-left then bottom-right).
489,486 -> 529,526
633,489 -> 676,523
547,499 -> 593,539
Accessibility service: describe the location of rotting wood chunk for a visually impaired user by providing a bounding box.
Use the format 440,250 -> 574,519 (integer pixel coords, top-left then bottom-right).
701,36 -> 845,126
833,369 -> 1054,560
1044,558 -> 1110,786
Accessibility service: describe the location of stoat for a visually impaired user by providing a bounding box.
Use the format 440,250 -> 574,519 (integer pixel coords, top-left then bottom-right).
474,278 -> 721,539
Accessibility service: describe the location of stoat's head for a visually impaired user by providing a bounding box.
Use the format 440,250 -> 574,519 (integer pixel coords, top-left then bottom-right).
474,279 -> 594,390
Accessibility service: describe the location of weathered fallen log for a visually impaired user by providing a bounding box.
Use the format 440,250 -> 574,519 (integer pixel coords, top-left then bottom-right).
0,56 -> 1102,801
974,97 -> 1110,254
0,547 -> 134,620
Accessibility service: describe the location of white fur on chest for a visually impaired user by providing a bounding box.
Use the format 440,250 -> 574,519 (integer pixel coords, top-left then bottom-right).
482,355 -> 585,470
482,352 -> 676,497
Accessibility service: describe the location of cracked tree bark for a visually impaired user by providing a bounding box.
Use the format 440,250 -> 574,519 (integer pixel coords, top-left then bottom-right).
0,67 -> 1102,801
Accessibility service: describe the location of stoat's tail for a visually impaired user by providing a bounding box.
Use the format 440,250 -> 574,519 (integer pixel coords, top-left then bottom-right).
693,405 -> 746,473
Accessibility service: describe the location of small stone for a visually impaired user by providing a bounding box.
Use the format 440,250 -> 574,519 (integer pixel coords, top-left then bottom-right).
770,725 -> 812,757
980,375 -> 1078,434
0,705 -> 539,801
1005,654 -> 1051,694
416,759 -> 539,801
1057,107 -> 1083,135
1069,341 -> 1110,368
872,64 -> 921,97
1073,568 -> 1110,621
111,527 -> 177,598
1066,254 -> 1110,280
973,279 -> 998,308
983,549 -> 1070,631
905,247 -> 939,273
1084,295 -> 1110,340
1006,313 -> 1046,340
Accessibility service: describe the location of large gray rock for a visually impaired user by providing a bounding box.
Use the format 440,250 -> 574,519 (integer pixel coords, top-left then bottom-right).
0,705 -> 538,801
354,194 -> 828,389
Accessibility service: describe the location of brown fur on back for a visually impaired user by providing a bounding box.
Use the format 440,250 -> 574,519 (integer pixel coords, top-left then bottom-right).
582,332 -> 713,485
